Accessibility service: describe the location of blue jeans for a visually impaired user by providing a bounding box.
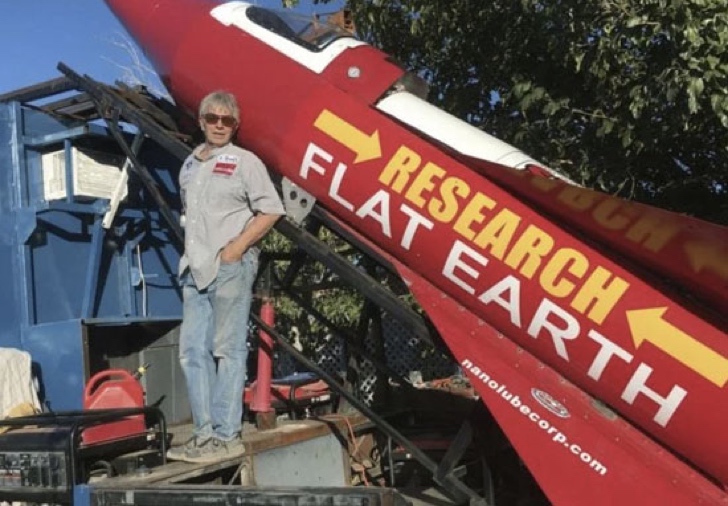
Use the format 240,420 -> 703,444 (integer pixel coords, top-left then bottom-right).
179,249 -> 258,441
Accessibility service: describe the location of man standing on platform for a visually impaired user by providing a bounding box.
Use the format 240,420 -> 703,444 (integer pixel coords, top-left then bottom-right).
168,90 -> 285,463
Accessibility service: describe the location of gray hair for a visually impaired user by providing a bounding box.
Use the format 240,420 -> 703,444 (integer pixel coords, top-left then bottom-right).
198,90 -> 240,123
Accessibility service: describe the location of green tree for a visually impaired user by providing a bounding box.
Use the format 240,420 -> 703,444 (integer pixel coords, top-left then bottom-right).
289,0 -> 728,223
261,227 -> 364,355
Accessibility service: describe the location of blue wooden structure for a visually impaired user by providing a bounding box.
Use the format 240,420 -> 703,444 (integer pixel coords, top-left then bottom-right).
0,80 -> 186,421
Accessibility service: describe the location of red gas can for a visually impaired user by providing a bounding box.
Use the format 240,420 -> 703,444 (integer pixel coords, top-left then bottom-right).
81,369 -> 146,445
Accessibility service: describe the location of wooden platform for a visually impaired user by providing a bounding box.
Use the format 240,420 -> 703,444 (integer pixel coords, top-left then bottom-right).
93,412 -> 368,488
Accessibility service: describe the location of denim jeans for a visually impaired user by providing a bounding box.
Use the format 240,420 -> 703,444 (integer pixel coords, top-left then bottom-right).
179,248 -> 258,441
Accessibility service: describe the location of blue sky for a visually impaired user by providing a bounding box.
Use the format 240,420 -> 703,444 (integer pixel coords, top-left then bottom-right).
0,0 -> 342,96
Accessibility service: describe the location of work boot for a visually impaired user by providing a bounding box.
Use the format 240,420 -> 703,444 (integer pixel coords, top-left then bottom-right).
166,435 -> 210,461
183,435 -> 246,463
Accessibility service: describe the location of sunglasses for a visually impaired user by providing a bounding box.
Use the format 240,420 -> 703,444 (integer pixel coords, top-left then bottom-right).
202,113 -> 237,128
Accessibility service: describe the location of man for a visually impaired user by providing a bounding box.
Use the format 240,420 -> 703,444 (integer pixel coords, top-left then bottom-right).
168,90 -> 285,463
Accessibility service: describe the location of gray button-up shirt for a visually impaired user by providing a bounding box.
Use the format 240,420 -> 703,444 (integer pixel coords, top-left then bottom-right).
179,143 -> 285,289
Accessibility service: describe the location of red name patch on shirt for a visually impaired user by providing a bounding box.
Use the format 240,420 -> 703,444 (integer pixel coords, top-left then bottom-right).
213,162 -> 236,175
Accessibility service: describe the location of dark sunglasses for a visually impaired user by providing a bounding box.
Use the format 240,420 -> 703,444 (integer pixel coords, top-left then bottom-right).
202,113 -> 237,128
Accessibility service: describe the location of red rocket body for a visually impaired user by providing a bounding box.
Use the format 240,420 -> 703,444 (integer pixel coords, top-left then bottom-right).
106,1 -> 728,504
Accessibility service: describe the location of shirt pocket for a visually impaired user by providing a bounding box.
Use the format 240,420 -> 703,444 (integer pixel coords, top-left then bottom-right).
205,172 -> 246,212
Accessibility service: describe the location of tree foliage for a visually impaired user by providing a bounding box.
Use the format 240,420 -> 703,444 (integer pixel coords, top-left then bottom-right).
262,228 -> 364,351
292,0 -> 728,223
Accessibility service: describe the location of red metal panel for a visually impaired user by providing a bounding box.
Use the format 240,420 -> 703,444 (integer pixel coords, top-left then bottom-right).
400,261 -> 726,506
320,46 -> 404,102
322,210 -> 728,504
464,159 -> 728,316
278,88 -> 728,485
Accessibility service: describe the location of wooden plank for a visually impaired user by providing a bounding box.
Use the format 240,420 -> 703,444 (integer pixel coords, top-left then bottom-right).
95,412 -> 370,488
0,76 -> 75,103
96,458 -> 244,487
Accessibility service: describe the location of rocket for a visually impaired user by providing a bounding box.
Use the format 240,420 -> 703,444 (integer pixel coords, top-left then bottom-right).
105,1 -> 728,504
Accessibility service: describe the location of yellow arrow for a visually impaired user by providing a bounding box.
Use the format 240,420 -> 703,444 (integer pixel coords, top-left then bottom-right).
684,241 -> 728,279
627,307 -> 728,388
314,109 -> 382,164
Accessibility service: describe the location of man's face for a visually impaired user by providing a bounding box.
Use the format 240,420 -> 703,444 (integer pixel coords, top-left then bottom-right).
199,105 -> 237,147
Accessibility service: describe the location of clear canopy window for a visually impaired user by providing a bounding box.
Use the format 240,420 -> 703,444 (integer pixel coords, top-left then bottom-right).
246,6 -> 355,51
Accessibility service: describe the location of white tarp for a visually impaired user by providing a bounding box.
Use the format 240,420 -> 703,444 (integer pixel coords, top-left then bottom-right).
0,347 -> 41,418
